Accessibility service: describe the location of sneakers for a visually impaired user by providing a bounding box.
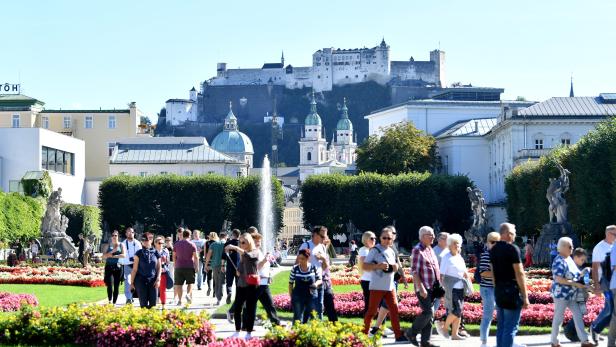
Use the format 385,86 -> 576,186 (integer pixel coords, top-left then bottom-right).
458,329 -> 469,338
125,299 -> 133,305
186,295 -> 192,304
369,327 -> 380,336
207,288 -> 211,296
226,295 -> 232,304
383,327 -> 394,336
435,321 -> 447,337
395,335 -> 409,343
227,311 -> 234,324
451,335 -> 466,340
244,333 -> 252,340
591,330 -> 604,345
216,300 -> 221,306
404,331 -> 419,346
231,331 -> 241,339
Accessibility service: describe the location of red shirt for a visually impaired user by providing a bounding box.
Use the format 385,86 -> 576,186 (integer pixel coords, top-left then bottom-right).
174,240 -> 197,269
411,243 -> 440,290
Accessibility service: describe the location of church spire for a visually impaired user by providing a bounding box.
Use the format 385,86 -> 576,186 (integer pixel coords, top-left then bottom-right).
310,90 -> 317,114
224,101 -> 238,131
569,75 -> 575,97
281,51 -> 285,66
341,97 -> 349,119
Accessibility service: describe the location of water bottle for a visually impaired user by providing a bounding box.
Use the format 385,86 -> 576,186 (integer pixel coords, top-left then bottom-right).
584,271 -> 590,285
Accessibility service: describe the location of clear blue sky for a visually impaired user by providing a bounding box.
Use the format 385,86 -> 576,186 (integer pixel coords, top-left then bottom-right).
2,0 -> 614,120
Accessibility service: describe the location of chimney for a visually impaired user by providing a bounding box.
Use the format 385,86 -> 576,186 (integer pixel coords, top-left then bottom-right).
474,121 -> 479,133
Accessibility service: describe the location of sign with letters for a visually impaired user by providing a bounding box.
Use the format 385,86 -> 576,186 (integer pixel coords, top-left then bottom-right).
0,83 -> 20,94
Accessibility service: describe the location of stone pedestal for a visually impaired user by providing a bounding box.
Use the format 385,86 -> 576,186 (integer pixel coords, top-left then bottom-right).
532,223 -> 578,265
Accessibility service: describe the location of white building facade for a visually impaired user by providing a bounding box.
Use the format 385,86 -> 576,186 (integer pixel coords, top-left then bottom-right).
165,87 -> 198,126
0,128 -> 85,204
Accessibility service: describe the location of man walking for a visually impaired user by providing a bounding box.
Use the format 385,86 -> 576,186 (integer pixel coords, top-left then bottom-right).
119,227 -> 142,305
173,229 -> 198,306
192,230 -> 206,291
205,231 -> 226,305
406,226 -> 440,347
225,229 -> 241,322
591,225 -> 616,344
297,225 -> 329,320
490,223 -> 529,347
432,232 -> 449,264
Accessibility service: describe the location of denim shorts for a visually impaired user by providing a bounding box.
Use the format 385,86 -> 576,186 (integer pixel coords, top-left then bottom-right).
451,288 -> 464,317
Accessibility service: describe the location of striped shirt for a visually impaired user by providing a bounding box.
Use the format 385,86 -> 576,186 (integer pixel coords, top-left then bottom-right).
479,250 -> 494,287
289,263 -> 321,285
411,243 -> 440,290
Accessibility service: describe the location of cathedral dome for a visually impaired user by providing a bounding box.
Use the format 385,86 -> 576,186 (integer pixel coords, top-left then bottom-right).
336,98 -> 353,131
304,91 -> 322,126
212,102 -> 254,154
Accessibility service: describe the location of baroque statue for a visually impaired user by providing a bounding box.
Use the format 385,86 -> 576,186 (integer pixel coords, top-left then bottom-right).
546,163 -> 570,224
40,188 -> 78,259
465,187 -> 488,243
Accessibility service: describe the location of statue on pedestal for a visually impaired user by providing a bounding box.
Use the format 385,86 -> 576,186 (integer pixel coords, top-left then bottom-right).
40,188 -> 78,260
465,187 -> 488,243
546,163 -> 570,224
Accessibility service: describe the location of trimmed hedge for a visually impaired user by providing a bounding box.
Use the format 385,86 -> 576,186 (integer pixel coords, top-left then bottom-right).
300,172 -> 472,247
61,204 -> 102,241
505,118 -> 616,246
0,192 -> 44,244
98,174 -> 284,235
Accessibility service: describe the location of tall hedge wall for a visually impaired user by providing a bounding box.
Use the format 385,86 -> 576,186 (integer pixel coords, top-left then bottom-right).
98,174 -> 284,236
505,118 -> 616,246
61,204 -> 102,241
300,172 -> 472,247
0,192 -> 44,244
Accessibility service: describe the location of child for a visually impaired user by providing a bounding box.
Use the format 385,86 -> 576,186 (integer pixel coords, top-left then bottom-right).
563,247 -> 591,342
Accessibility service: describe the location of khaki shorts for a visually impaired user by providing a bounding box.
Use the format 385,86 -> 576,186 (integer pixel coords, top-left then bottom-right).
174,268 -> 195,285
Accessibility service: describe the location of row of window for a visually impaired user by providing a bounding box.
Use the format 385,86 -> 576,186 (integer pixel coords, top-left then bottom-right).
534,138 -> 571,149
41,146 -> 75,175
11,114 -> 117,129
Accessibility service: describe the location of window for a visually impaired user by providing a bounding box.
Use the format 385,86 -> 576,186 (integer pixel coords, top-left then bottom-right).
85,115 -> 93,129
41,146 -> 74,175
108,142 -> 116,157
108,115 -> 116,129
139,172 -> 147,177
119,172 -> 128,175
237,171 -> 243,177
534,139 -> 544,149
160,171 -> 168,175
42,116 -> 49,129
185,171 -> 193,177
307,152 -> 312,161
12,115 -> 19,128
561,138 -> 571,146
63,116 -> 71,129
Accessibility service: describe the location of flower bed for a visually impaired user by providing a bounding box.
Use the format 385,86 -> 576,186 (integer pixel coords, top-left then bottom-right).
273,290 -> 604,327
0,292 -> 38,312
0,265 -> 104,287
0,304 -> 215,346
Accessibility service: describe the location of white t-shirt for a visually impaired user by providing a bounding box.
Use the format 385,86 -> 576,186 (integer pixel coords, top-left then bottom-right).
358,246 -> 372,281
593,240 -> 612,281
258,250 -> 271,285
364,244 -> 396,291
299,240 -> 325,276
440,252 -> 467,289
119,239 -> 142,265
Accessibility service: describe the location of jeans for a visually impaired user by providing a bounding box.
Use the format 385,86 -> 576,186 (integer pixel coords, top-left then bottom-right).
496,305 -> 521,347
292,290 -> 315,323
304,285 -> 324,321
123,264 -> 134,300
323,286 -> 338,322
407,291 -> 436,344
234,285 -> 258,332
551,297 -> 588,344
593,290 -> 614,333
134,276 -> 158,309
226,263 -> 238,297
197,261 -> 204,289
480,286 -> 496,343
607,289 -> 616,346
212,266 -> 225,301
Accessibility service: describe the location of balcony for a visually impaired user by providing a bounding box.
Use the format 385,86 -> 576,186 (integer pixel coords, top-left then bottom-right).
514,148 -> 553,163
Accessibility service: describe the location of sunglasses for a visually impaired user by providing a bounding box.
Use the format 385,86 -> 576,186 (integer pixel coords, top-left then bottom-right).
112,234 -> 119,237
381,237 -> 392,241
157,242 -> 164,245
240,241 -> 247,245
488,240 -> 497,244
369,237 -> 376,240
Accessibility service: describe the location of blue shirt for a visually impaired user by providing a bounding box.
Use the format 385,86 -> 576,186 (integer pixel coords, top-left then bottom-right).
135,247 -> 160,282
551,255 -> 579,300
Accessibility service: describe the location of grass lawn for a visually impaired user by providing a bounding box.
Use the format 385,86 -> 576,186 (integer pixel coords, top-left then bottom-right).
2,284 -> 107,308
215,270 -> 552,335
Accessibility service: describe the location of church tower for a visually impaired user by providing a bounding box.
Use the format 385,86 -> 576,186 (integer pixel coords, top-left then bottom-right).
334,97 -> 357,164
299,91 -> 328,180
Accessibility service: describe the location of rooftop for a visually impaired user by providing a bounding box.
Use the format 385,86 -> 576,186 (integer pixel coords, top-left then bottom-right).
366,99 -> 535,118
110,138 -> 239,164
435,118 -> 498,138
0,94 -> 45,109
517,96 -> 616,117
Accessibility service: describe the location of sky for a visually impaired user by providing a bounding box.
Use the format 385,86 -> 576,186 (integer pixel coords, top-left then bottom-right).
1,0 -> 615,121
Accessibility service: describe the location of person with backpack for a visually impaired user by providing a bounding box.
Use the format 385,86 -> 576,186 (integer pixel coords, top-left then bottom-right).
591,225 -> 616,344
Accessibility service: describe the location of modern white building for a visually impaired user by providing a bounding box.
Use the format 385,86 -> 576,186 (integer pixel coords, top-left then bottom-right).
0,128 -> 85,204
109,137 -> 250,178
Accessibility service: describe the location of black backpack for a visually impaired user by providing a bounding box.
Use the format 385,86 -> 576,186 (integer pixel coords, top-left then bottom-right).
601,251 -> 612,290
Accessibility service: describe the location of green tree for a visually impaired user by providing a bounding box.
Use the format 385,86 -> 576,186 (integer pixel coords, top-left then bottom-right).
355,122 -> 437,174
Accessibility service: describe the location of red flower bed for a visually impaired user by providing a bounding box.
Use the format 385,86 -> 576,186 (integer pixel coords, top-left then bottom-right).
0,292 -> 39,312
0,265 -> 104,287
273,290 -> 604,327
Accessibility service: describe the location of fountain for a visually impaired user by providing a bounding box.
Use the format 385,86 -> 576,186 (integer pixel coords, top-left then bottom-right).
259,155 -> 275,254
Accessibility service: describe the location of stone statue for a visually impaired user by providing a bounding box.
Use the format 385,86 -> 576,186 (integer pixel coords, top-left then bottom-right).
40,188 -> 78,259
465,187 -> 488,243
546,163 -> 570,224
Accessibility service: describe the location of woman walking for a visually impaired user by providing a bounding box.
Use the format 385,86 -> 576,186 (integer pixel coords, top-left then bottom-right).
103,230 -> 125,304
225,233 -> 260,340
479,232 -> 500,347
358,231 -> 376,315
154,236 -> 171,309
289,248 -> 322,323
439,233 -> 472,340
524,239 -> 534,268
550,237 -> 593,347
130,233 -> 162,309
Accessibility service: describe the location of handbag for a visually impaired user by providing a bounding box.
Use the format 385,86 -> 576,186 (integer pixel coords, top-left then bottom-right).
246,273 -> 260,286
165,272 -> 174,289
431,280 -> 445,298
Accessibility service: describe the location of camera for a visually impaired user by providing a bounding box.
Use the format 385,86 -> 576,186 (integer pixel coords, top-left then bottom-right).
129,256 -> 134,262
383,264 -> 394,273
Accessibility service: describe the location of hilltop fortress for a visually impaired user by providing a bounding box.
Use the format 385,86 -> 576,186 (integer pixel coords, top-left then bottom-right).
209,39 -> 445,92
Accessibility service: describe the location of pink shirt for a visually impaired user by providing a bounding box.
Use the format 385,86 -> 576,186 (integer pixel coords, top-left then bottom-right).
174,240 -> 197,269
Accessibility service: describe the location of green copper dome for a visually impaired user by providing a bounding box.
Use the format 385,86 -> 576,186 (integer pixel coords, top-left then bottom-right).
304,91 -> 322,126
212,102 -> 254,154
336,98 -> 353,131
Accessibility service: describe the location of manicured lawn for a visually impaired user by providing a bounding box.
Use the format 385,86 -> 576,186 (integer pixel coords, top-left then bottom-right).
2,284 -> 107,307
216,270 -> 552,335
